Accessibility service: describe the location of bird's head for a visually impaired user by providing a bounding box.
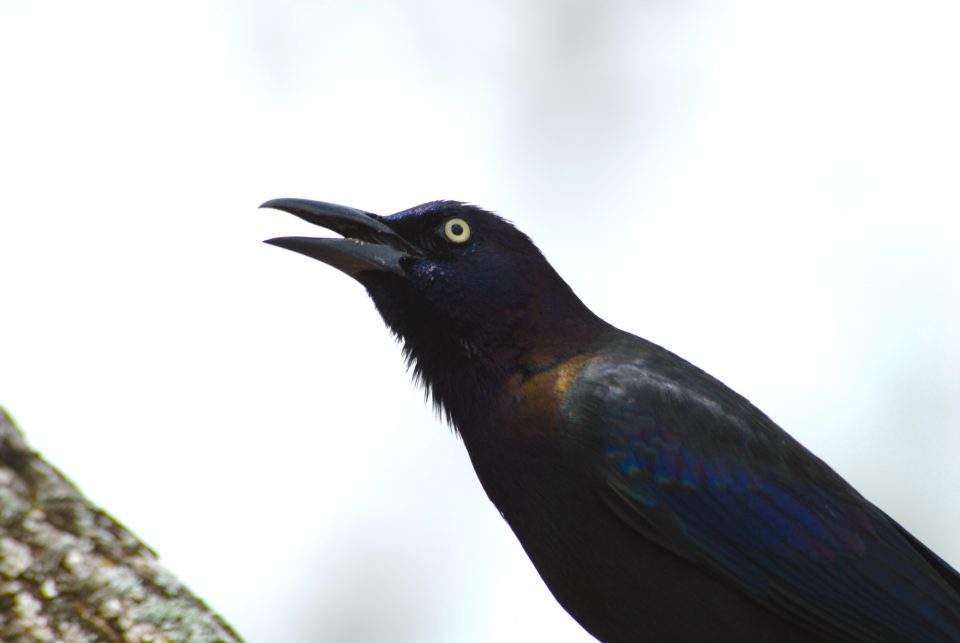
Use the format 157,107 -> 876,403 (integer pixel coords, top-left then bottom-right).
262,198 -> 606,420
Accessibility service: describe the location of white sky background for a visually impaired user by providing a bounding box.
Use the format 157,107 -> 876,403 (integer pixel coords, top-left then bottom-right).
1,1 -> 959,641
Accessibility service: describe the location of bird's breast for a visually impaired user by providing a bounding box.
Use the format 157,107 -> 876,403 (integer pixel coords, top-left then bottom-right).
460,351 -> 600,523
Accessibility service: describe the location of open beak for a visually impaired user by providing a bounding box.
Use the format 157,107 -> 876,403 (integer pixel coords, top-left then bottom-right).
261,198 -> 419,277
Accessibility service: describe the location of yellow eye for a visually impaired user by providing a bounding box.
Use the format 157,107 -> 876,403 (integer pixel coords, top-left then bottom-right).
443,217 -> 471,244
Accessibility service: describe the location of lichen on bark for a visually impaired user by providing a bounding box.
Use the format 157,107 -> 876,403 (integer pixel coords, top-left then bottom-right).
0,407 -> 242,642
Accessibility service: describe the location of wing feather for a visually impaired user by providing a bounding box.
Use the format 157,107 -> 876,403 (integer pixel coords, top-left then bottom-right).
567,356 -> 960,642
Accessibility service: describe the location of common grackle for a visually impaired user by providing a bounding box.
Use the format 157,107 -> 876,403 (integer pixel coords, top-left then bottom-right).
263,198 -> 960,642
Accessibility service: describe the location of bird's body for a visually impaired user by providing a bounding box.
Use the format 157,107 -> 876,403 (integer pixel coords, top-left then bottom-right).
461,335 -> 816,642
263,198 -> 960,642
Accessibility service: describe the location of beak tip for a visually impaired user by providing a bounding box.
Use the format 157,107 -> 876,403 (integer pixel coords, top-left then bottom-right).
259,198 -> 285,211
263,237 -> 293,249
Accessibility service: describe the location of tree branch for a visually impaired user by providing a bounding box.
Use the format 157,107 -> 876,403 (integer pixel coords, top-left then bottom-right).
0,406 -> 242,642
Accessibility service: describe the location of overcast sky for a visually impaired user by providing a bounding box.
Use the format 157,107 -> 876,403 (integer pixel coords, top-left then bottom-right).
2,2 -> 959,641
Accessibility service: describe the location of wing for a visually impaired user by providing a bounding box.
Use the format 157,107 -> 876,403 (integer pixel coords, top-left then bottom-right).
565,349 -> 960,642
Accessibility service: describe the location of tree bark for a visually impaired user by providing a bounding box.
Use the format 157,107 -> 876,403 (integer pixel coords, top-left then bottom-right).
0,406 -> 242,642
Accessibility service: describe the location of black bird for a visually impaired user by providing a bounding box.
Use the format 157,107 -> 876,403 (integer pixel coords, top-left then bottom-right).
262,198 -> 960,642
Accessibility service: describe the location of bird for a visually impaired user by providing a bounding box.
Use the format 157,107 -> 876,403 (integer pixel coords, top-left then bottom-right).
262,197 -> 960,642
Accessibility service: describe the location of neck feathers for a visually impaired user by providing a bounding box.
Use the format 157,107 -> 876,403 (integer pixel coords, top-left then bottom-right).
395,284 -> 608,430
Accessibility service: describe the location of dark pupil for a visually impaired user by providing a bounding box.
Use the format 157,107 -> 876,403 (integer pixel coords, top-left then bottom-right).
450,222 -> 464,236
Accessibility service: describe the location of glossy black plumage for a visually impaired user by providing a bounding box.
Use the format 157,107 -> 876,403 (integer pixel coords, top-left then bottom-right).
263,198 -> 960,642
